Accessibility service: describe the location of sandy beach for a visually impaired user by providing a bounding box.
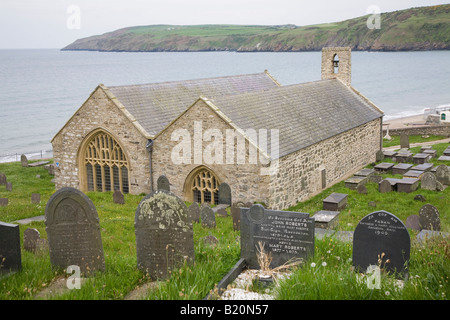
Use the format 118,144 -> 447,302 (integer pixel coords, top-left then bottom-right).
383,114 -> 428,130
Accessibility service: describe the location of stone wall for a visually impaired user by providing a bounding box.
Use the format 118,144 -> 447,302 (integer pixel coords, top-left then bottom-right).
51,87 -> 150,195
152,99 -> 270,205
268,118 -> 382,210
383,125 -> 450,137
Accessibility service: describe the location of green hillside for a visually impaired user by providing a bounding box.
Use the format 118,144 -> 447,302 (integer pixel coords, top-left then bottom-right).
62,5 -> 450,52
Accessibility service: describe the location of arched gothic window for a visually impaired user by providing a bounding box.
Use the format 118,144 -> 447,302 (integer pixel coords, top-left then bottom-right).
187,167 -> 219,204
81,131 -> 129,193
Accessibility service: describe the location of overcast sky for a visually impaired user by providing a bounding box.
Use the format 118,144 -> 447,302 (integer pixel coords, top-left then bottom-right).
1,0 -> 449,49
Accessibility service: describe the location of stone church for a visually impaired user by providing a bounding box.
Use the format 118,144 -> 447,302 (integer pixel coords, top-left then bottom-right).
52,47 -> 384,210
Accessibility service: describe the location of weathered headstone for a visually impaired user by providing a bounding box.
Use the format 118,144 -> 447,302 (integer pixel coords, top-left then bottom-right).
392,163 -> 413,175
6,182 -> 12,192
0,173 -> 6,185
0,198 -> 8,206
413,153 -> 430,165
113,190 -> 125,204
374,162 -> 394,173
420,172 -> 437,191
23,228 -> 41,253
135,190 -> 194,279
312,210 -> 340,229
418,204 -> 440,231
0,222 -> 21,273
231,203 -> 242,231
436,164 -> 450,185
218,182 -> 232,205
45,187 -> 105,274
375,150 -> 384,162
413,163 -> 433,172
344,176 -> 367,190
378,179 -> 392,193
21,154 -> 28,167
31,193 -> 41,204
405,215 -> 421,231
201,205 -> 216,228
353,211 -> 410,276
414,194 -> 426,202
216,207 -> 228,217
323,193 -> 348,211
156,175 -> 170,191
187,202 -> 200,223
396,178 -> 419,193
357,184 -> 368,195
240,204 -> 314,269
400,133 -> 410,149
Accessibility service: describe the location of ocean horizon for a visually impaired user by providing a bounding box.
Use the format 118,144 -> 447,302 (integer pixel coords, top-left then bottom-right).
1,49 -> 449,163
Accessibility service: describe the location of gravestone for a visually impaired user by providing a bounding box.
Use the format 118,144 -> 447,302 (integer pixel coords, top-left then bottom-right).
438,155 -> 450,161
45,187 -> 105,274
374,162 -> 394,173
420,172 -> 437,191
0,222 -> 21,272
0,173 -> 6,185
413,153 -> 430,165
0,198 -> 8,206
218,182 -> 232,205
423,149 -> 437,158
436,164 -> 450,185
187,202 -> 200,223
392,163 -> 413,175
31,193 -> 41,204
396,178 -> 419,193
156,175 -> 170,191
405,215 -> 421,231
240,204 -> 314,269
312,210 -> 340,229
231,203 -> 242,231
216,207 -> 228,217
354,168 -> 375,178
23,228 -> 47,254
378,179 -> 392,193
383,150 -> 397,159
344,176 -> 367,190
135,190 -> 194,279
403,170 -> 424,179
375,150 -> 384,162
113,190 -> 125,204
21,154 -> 28,167
201,205 -> 216,228
413,163 -> 433,172
357,184 -> 368,195
395,152 -> 413,163
6,182 -> 12,191
323,193 -> 348,211
353,211 -> 410,276
418,204 -> 440,231
400,133 -> 410,149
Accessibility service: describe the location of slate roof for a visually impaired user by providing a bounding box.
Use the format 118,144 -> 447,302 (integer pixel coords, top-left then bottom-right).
107,72 -> 280,137
207,79 -> 383,159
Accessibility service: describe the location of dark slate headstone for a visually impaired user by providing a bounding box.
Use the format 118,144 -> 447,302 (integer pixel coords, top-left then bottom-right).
113,190 -> 125,204
6,182 -> 12,192
436,164 -> 450,185
240,204 -> 314,269
392,163 -> 413,175
231,203 -> 242,231
201,205 -> 216,228
400,133 -> 410,149
374,162 -> 394,173
413,153 -> 430,165
218,182 -> 232,205
413,163 -> 433,172
45,187 -> 105,274
0,222 -> 21,273
353,211 -> 410,276
354,168 -> 375,178
31,193 -> 41,204
0,198 -> 8,207
21,154 -> 28,167
405,215 -> 421,231
396,178 -> 419,193
420,172 -> 437,191
187,202 -> 200,223
323,193 -> 348,211
156,175 -> 170,191
135,190 -> 194,280
0,173 -> 6,185
418,204 -> 440,231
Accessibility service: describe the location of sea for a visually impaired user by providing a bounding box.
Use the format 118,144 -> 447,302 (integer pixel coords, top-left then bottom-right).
1,49 -> 449,163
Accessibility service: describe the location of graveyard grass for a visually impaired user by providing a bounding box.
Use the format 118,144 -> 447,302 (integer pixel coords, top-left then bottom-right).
0,141 -> 449,300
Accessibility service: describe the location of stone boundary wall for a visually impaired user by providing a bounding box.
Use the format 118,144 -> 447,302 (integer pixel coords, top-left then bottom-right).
383,125 -> 450,137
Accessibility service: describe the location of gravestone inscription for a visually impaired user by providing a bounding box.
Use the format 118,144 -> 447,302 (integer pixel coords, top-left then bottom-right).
45,187 -> 105,274
353,211 -> 410,276
135,190 -> 194,280
240,204 -> 314,269
0,222 -> 21,273
418,204 -> 440,231
157,175 -> 170,191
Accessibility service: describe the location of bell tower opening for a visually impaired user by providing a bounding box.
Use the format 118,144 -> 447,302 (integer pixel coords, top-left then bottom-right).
321,47 -> 351,86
